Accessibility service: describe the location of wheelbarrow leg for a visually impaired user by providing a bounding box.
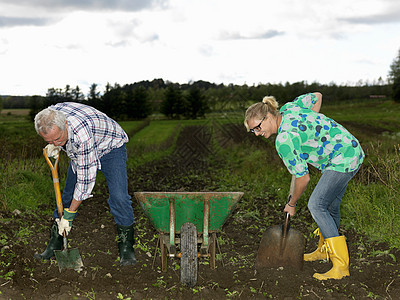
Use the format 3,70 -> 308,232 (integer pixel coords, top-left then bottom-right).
160,233 -> 167,272
201,197 -> 210,254
169,198 -> 176,255
209,232 -> 216,269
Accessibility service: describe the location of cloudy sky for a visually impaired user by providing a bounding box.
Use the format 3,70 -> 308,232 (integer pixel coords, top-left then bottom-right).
1,0 -> 399,96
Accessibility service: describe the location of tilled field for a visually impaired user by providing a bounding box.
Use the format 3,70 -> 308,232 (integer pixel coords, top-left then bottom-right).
1,124 -> 399,299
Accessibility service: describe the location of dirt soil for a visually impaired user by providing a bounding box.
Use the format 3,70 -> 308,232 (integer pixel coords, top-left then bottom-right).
1,124 -> 400,299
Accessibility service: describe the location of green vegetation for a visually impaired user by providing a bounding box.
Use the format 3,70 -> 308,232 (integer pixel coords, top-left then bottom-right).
0,113 -> 68,212
126,119 -> 208,167
119,120 -> 147,135
1,160 -> 54,211
1,98 -> 400,250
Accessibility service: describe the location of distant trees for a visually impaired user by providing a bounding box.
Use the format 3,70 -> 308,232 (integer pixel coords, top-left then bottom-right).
126,86 -> 151,119
31,82 -> 154,120
72,85 -> 85,102
184,87 -> 208,119
160,85 -> 185,119
101,83 -> 123,119
159,85 -> 209,119
22,77 -> 395,121
389,48 -> 400,102
87,83 -> 101,108
29,95 -> 46,121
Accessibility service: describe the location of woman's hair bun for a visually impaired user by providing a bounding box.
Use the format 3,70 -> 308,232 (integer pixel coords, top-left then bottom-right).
262,96 -> 278,110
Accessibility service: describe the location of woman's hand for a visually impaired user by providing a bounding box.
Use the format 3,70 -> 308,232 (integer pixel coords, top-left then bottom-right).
284,174 -> 309,216
284,203 -> 296,216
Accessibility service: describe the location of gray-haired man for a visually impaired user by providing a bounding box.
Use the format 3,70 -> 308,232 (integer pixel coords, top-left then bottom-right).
33,102 -> 136,266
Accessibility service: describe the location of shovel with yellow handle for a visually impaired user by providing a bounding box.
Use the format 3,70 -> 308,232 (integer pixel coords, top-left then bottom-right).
43,147 -> 83,272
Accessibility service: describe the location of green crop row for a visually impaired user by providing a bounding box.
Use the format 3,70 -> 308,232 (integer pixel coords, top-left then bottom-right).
1,100 -> 400,248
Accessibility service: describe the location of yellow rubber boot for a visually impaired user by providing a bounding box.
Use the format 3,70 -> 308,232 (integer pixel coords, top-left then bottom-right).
313,235 -> 350,280
304,228 -> 326,262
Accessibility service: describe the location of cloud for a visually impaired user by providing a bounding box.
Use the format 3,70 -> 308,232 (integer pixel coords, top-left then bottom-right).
0,0 -> 169,12
104,35 -> 158,47
340,8 -> 400,25
106,18 -> 160,45
355,58 -> 376,65
139,33 -> 159,43
219,29 -> 284,40
198,45 -> 214,57
105,40 -> 131,48
0,16 -> 52,27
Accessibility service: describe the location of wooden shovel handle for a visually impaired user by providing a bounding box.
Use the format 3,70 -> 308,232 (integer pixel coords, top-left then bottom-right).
283,213 -> 290,238
283,175 -> 296,238
289,175 -> 296,198
43,148 -> 63,219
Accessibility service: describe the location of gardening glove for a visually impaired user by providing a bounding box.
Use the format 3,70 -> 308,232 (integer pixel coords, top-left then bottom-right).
57,209 -> 77,236
45,144 -> 61,159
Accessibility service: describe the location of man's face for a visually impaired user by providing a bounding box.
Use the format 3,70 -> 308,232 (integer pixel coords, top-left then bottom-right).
40,122 -> 68,146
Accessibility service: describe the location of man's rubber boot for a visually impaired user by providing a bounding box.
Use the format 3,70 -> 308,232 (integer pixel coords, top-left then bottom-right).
33,220 -> 63,260
313,235 -> 350,280
117,224 -> 137,266
304,228 -> 327,261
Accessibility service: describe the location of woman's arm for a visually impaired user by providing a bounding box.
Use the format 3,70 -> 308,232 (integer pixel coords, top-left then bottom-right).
284,173 -> 310,216
312,92 -> 322,113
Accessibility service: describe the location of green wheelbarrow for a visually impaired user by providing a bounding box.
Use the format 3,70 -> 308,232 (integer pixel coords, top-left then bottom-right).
134,191 -> 244,287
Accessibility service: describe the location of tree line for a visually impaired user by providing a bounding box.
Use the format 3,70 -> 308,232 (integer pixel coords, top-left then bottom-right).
0,78 -> 396,121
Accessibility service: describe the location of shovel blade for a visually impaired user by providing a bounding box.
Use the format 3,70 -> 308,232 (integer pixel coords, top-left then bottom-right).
54,248 -> 84,272
255,225 -> 304,271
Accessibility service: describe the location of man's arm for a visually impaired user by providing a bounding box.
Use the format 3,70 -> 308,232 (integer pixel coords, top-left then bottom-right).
69,198 -> 82,211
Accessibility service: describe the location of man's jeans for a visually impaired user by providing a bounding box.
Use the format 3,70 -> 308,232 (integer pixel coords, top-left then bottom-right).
53,144 -> 134,226
307,167 -> 360,239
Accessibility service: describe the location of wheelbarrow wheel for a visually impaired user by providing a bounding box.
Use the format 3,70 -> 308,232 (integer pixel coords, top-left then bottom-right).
180,222 -> 197,287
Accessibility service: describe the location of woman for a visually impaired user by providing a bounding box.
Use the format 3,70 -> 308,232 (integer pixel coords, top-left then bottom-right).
244,92 -> 364,280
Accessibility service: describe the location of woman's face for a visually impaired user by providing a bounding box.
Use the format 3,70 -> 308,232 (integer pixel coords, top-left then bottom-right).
247,114 -> 276,139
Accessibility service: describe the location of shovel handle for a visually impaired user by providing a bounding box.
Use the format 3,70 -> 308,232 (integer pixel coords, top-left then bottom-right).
43,148 -> 63,219
289,175 -> 296,198
283,213 -> 290,239
44,149 -> 71,252
282,175 -> 296,238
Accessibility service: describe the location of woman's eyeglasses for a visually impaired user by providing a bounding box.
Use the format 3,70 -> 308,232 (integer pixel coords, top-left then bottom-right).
249,116 -> 266,133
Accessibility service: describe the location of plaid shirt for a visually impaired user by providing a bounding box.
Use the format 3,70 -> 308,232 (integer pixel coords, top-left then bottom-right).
51,102 -> 129,201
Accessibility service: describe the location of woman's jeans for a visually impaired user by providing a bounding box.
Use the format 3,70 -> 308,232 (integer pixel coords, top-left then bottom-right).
307,166 -> 360,239
53,144 -> 134,226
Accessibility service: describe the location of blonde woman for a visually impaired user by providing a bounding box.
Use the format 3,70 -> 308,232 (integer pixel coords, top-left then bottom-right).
244,92 -> 364,280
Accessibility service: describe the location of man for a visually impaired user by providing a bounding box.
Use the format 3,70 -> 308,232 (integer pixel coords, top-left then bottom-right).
33,102 -> 136,266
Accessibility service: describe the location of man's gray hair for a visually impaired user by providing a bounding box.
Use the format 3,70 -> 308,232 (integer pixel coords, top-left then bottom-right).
34,108 -> 66,134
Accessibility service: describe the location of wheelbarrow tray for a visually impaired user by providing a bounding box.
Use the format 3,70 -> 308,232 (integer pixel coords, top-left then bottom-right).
134,191 -> 244,286
134,192 -> 243,233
